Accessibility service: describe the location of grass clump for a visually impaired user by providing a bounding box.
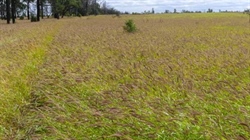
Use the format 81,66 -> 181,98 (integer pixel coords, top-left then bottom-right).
123,19 -> 137,33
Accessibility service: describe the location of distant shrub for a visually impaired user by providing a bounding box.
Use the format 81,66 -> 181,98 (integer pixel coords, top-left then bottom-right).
77,13 -> 82,17
124,11 -> 130,14
19,16 -> 24,20
123,19 -> 137,33
65,13 -> 70,17
116,12 -> 120,17
31,16 -> 37,22
113,12 -> 121,18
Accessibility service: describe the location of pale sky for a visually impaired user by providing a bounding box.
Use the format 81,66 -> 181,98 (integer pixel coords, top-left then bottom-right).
105,0 -> 250,13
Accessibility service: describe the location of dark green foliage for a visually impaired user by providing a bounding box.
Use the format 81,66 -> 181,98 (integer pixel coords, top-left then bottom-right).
77,13 -> 82,17
123,19 -> 137,33
54,13 -> 60,19
19,16 -> 24,20
207,8 -> 213,13
31,15 -> 37,22
3,0 -> 122,24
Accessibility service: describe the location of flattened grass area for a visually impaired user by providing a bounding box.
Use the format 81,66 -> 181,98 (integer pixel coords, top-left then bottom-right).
0,13 -> 249,139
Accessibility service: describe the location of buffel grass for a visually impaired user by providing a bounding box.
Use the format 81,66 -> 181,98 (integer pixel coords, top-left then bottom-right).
0,13 -> 249,139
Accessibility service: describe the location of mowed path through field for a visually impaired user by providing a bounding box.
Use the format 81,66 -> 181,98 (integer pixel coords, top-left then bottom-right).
0,14 -> 250,139
0,19 -> 64,138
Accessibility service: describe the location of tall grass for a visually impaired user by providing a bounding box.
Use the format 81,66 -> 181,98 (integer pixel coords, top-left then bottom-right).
0,14 -> 249,139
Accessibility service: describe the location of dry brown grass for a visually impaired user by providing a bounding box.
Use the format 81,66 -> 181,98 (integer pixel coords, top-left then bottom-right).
0,13 -> 250,139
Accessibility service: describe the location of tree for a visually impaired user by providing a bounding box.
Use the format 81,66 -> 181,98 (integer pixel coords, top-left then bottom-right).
84,0 -> 89,16
36,0 -> 40,20
23,0 -> 34,19
90,0 -> 99,15
48,0 -> 80,18
3,0 -> 121,23
6,0 -> 10,23
152,8 -> 154,14
15,1 -> 26,17
0,0 -> 4,19
174,9 -> 177,13
27,0 -> 30,19
11,0 -> 16,23
102,0 -> 107,14
40,0 -> 46,19
207,8 -> 213,13
165,10 -> 170,13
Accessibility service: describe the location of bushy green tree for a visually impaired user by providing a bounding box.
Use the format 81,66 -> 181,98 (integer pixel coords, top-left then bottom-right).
48,0 -> 79,18
123,19 -> 137,33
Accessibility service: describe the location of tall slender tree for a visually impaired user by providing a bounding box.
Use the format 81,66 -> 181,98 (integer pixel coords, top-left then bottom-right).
94,0 -> 96,15
41,0 -> 43,19
23,0 -> 35,20
85,0 -> 89,15
37,0 -> 40,21
6,0 -> 10,23
11,0 -> 15,23
27,0 -> 30,19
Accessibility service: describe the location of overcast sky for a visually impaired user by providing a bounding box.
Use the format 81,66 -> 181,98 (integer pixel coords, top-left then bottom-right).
105,0 -> 250,13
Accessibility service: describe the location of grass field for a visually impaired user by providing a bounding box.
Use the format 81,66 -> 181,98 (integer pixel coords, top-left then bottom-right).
0,13 -> 250,139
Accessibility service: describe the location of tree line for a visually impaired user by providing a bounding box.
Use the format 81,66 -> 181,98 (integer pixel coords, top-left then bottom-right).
0,0 -> 120,24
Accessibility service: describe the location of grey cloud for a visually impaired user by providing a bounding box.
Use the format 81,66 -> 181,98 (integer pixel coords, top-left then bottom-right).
106,0 -> 250,12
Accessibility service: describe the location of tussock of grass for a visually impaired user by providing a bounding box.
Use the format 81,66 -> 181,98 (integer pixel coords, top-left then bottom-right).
0,14 -> 250,139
